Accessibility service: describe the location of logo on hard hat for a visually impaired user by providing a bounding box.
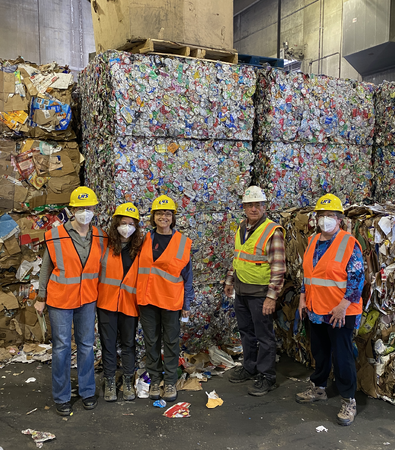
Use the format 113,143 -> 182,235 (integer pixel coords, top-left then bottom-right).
320,199 -> 331,204
78,194 -> 89,200
159,199 -> 169,205
126,207 -> 135,212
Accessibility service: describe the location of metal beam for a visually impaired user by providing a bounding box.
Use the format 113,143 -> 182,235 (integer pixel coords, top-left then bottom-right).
234,0 -> 261,16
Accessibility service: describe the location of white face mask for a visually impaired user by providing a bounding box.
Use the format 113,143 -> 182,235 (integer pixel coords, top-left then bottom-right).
117,224 -> 136,239
318,216 -> 338,233
74,210 -> 94,225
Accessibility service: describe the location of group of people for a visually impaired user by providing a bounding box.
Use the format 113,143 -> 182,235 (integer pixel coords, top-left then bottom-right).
35,187 -> 193,416
35,184 -> 365,428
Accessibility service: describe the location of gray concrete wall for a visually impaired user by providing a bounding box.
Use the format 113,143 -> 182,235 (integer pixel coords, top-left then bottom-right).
234,0 -> 361,80
0,0 -> 95,77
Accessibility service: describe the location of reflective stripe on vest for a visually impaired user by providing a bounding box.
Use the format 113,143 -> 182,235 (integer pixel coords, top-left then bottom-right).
335,234 -> 352,262
138,267 -> 183,283
305,233 -> 317,255
233,251 -> 269,263
304,277 -> 348,289
176,234 -> 188,260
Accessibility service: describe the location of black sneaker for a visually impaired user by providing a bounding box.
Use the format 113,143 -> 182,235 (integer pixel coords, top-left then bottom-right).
248,374 -> 277,396
229,366 -> 256,383
82,396 -> 98,410
56,401 -> 73,416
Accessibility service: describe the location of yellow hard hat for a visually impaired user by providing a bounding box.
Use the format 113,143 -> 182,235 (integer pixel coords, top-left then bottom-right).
113,202 -> 140,220
69,186 -> 98,207
315,194 -> 344,213
151,195 -> 176,212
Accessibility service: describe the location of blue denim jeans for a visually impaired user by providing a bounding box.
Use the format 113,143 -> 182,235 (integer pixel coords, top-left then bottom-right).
48,302 -> 96,404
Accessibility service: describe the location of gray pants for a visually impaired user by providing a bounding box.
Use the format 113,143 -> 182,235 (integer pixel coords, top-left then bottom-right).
234,291 -> 276,381
139,305 -> 180,385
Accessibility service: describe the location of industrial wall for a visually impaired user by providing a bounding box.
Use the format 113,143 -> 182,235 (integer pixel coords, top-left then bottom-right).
0,0 -> 95,77
234,0 -> 361,80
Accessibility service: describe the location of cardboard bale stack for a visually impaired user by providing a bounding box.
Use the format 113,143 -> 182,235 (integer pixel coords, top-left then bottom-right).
253,67 -> 375,210
0,58 -> 82,350
79,50 -> 256,353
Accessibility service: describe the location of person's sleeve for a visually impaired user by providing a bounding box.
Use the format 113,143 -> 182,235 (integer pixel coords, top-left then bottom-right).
38,247 -> 54,298
266,229 -> 286,300
344,243 -> 365,303
300,282 -> 305,294
181,259 -> 194,311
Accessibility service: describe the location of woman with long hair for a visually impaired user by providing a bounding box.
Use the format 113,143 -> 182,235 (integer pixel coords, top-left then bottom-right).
97,202 -> 142,402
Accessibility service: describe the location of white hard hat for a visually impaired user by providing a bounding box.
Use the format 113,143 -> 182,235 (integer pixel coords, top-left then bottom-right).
242,186 -> 267,203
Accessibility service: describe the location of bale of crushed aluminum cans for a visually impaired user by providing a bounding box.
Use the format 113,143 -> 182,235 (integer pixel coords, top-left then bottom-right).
374,81 -> 395,147
373,146 -> 395,202
79,51 -> 256,141
254,67 -> 375,145
274,204 -> 395,404
253,141 -> 373,211
373,81 -> 395,202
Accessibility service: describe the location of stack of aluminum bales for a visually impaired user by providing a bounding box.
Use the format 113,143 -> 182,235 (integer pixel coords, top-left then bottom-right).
253,67 -> 375,211
79,51 -> 256,352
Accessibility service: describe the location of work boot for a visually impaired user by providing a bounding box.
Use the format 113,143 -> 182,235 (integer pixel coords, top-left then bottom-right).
82,396 -> 98,410
149,382 -> 161,400
295,381 -> 328,403
162,384 -> 178,402
104,376 -> 117,402
248,373 -> 277,396
122,374 -> 136,401
55,401 -> 73,416
229,366 -> 256,383
337,398 -> 357,426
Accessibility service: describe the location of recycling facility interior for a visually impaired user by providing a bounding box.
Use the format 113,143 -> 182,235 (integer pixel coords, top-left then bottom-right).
1,0 -> 395,408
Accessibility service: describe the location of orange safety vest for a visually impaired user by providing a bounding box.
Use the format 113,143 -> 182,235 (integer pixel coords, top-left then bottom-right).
137,231 -> 192,311
45,224 -> 108,309
303,230 -> 363,316
97,247 -> 139,316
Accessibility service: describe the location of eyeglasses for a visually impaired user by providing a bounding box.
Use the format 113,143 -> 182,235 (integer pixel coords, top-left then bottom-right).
317,213 -> 338,219
155,211 -> 173,217
244,202 -> 264,209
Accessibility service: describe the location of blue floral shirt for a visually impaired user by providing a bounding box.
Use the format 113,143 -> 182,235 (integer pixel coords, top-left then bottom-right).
301,230 -> 364,329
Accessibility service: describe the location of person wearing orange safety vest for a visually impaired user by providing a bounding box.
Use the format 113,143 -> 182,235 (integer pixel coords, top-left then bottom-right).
137,195 -> 194,403
35,187 -> 107,417
224,186 -> 286,396
97,202 -> 142,403
296,194 -> 365,427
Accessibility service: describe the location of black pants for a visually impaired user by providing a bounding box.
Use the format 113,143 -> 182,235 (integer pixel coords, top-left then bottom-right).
139,305 -> 180,385
310,321 -> 356,399
97,308 -> 138,378
234,292 -> 276,381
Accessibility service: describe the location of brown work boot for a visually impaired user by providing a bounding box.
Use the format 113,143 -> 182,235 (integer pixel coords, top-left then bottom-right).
162,384 -> 177,402
122,374 -> 136,401
337,398 -> 357,426
295,381 -> 328,403
104,376 -> 117,402
149,382 -> 161,400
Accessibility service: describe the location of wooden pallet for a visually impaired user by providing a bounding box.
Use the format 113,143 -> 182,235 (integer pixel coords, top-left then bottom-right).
121,38 -> 238,64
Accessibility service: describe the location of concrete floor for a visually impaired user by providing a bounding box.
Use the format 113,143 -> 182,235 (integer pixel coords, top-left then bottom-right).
1,355 -> 394,450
